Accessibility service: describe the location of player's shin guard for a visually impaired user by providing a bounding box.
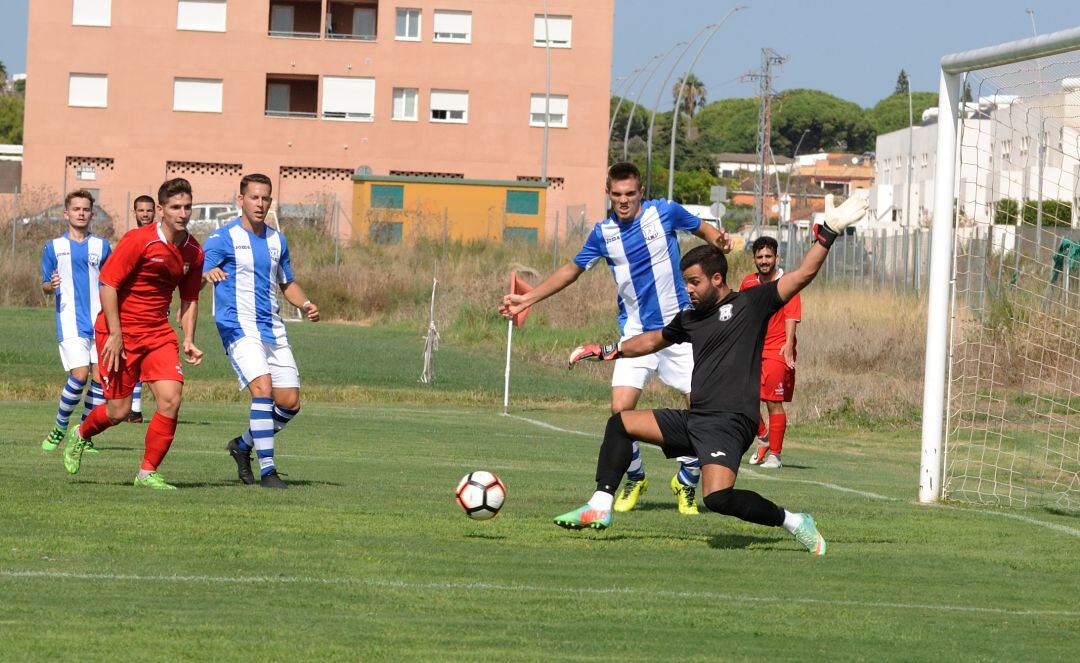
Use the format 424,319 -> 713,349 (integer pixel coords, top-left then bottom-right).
81,381 -> 104,422
595,413 -> 634,495
676,456 -> 700,487
768,413 -> 787,456
55,376 -> 87,429
141,412 -> 178,471
702,487 -> 785,527
79,404 -> 115,439
626,440 -> 645,481
246,397 -> 276,476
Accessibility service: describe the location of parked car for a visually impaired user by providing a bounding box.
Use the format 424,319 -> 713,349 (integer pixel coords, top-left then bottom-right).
188,202 -> 239,234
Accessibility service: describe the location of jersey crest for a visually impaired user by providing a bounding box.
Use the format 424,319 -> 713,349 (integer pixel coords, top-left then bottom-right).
718,304 -> 733,321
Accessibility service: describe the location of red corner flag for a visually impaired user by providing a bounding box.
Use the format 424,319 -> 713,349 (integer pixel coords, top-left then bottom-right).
510,270 -> 534,327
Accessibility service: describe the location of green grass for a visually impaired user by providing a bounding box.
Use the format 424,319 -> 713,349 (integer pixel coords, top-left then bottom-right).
1,309 -> 1078,660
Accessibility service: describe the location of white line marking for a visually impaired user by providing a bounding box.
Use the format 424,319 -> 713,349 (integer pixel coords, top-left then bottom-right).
929,504 -> 1080,538
501,413 -> 594,437
2,570 -> 1075,618
741,468 -> 897,501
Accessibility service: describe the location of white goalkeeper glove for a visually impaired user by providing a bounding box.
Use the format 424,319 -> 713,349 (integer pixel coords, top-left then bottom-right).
813,193 -> 869,248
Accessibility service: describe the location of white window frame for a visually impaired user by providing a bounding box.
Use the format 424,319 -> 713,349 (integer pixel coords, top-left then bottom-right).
433,10 -> 471,44
529,94 -> 568,128
533,15 -> 571,48
322,76 -> 376,122
396,8 -> 421,41
172,77 -> 224,113
68,73 -> 108,108
176,0 -> 227,33
430,89 -> 468,124
72,0 -> 111,27
392,87 -> 419,122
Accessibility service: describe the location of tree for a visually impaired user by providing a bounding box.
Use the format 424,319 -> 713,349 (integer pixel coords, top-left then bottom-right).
867,91 -> 938,135
13,78 -> 24,94
0,94 -> 24,144
672,73 -> 707,119
894,69 -> 909,96
770,89 -> 876,155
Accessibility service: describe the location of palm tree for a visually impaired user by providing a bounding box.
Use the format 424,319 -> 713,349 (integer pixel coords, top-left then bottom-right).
672,73 -> 707,119
0,61 -> 7,83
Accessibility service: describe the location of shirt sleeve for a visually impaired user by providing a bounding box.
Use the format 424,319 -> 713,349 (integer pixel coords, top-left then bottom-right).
278,234 -> 294,285
664,199 -> 702,232
572,226 -> 607,270
661,311 -> 690,344
784,292 -> 802,322
179,247 -> 204,302
98,233 -> 141,290
201,231 -> 226,272
41,242 -> 56,284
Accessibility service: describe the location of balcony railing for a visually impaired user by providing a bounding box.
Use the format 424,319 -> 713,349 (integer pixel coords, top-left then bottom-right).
326,31 -> 376,41
268,30 -> 320,39
265,110 -> 318,119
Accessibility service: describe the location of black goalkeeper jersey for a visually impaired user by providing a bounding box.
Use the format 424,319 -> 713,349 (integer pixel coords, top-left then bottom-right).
661,280 -> 784,420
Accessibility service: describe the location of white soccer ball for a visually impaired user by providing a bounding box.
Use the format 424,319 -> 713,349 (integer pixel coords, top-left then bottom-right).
455,471 -> 506,520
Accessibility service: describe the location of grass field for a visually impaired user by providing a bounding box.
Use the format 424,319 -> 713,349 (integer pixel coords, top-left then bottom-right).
1,309 -> 1078,661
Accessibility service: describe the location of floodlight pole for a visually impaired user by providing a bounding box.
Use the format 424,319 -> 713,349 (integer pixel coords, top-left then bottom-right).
623,45 -> 681,160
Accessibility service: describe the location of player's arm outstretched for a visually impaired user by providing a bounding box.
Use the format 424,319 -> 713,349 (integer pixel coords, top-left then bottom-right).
499,262 -> 584,318
776,194 -> 868,304
567,330 -> 671,369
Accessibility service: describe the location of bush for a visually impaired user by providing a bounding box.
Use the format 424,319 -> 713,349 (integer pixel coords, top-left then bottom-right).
993,198 -> 1072,227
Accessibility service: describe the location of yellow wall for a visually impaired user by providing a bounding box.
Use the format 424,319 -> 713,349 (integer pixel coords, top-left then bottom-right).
351,177 -> 546,244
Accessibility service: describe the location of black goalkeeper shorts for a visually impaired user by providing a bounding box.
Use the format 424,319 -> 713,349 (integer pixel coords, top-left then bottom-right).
652,409 -> 756,474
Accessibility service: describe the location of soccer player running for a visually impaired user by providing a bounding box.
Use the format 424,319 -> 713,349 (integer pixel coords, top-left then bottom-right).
741,236 -> 800,469
556,194 -> 869,555
63,178 -> 205,490
39,190 -> 111,454
501,162 -> 731,515
202,173 -> 320,490
128,194 -> 158,424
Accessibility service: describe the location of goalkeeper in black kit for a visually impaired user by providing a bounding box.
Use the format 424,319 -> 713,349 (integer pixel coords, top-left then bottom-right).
556,194 -> 869,555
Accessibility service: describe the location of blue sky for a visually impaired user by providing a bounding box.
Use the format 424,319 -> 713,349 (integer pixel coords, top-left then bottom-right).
1,1 -> 1077,107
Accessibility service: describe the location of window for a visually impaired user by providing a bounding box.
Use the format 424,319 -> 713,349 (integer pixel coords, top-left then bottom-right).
322,76 -> 375,120
173,78 -> 223,113
68,74 -> 108,107
1020,135 -> 1029,156
351,6 -> 376,39
396,8 -> 420,40
430,89 -> 467,123
72,0 -> 110,26
369,221 -> 403,244
529,94 -> 568,127
503,227 -> 538,243
433,10 -> 471,43
392,88 -> 418,121
506,190 -> 539,215
533,15 -> 571,48
371,184 -> 404,209
177,0 -> 227,32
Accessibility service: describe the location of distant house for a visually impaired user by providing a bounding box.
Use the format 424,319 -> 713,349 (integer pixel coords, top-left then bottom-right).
792,153 -> 875,197
715,152 -> 794,178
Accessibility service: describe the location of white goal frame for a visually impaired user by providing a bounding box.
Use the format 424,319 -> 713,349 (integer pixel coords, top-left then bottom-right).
919,26 -> 1080,503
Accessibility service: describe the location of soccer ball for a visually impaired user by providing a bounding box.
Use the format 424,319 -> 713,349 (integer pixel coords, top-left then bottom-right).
455,471 -> 506,520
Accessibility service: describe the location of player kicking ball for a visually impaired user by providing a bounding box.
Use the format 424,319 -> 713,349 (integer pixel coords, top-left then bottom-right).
63,178 -> 205,490
202,173 -> 319,489
555,194 -> 869,555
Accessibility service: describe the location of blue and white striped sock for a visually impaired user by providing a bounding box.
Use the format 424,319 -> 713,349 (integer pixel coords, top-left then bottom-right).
272,404 -> 299,433
81,381 -> 105,422
626,440 -> 646,481
131,382 -> 142,413
55,375 -> 87,430
243,397 -> 276,476
676,456 -> 701,487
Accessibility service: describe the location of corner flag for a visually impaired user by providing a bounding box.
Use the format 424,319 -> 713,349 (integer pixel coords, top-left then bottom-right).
510,271 -> 533,327
503,270 -> 534,413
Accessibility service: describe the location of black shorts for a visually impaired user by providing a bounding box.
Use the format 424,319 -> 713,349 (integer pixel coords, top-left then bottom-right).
652,409 -> 756,474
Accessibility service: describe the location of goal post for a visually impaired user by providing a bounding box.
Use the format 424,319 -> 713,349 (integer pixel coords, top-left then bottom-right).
920,26 -> 1080,508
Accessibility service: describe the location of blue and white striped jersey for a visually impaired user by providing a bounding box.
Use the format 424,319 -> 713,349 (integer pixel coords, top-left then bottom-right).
202,218 -> 295,347
573,199 -> 701,336
41,233 -> 111,342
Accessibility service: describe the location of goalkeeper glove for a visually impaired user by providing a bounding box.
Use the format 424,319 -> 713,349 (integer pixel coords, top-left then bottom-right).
568,342 -> 621,369
813,193 -> 869,248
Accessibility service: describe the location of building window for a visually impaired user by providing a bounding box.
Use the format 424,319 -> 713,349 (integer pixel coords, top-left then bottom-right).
392,88 -> 418,121
322,76 -> 375,121
72,0 -> 111,27
506,190 -> 539,215
396,8 -> 421,41
177,0 -> 227,32
268,3 -> 318,38
371,184 -> 404,209
68,74 -> 108,108
265,74 -> 318,118
430,89 -> 468,123
529,94 -> 568,128
1019,135 -> 1029,156
326,2 -> 377,40
533,15 -> 571,48
173,78 -> 223,113
369,221 -> 403,244
433,10 -> 471,43
503,227 -> 538,243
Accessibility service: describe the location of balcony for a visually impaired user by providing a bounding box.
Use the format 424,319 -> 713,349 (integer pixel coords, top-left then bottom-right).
265,75 -> 319,119
268,1 -> 321,39
326,1 -> 378,41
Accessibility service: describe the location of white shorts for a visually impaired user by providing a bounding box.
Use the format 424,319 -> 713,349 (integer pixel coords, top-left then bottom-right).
227,336 -> 300,391
611,340 -> 693,394
58,337 -> 98,372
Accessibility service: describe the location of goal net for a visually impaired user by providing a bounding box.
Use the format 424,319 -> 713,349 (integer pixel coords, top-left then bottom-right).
939,35 -> 1080,510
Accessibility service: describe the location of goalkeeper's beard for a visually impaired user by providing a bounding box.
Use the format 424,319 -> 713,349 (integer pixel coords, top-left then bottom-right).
690,287 -> 720,310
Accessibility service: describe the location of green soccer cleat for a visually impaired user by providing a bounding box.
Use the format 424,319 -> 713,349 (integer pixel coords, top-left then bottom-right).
41,428 -> 65,452
670,474 -> 699,515
133,472 -> 177,490
613,477 -> 648,512
62,426 -> 88,475
553,505 -> 612,530
82,439 -> 99,455
791,513 -> 827,556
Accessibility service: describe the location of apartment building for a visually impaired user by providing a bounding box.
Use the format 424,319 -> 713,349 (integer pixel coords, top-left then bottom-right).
22,0 -> 614,238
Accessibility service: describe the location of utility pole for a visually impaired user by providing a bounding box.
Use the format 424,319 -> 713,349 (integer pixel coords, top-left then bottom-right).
742,48 -> 786,239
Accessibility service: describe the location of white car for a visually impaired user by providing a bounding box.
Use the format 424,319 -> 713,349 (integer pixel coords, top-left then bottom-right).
189,202 -> 239,234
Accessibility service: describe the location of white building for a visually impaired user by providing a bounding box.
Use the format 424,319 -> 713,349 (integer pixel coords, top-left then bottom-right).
716,152 -> 793,178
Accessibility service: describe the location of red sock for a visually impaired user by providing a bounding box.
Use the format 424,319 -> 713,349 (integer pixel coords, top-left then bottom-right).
79,405 -> 115,440
768,412 -> 787,455
141,412 -> 178,471
757,417 -> 768,439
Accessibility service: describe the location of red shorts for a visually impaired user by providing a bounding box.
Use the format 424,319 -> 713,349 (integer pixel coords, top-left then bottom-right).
96,328 -> 185,400
760,358 -> 795,402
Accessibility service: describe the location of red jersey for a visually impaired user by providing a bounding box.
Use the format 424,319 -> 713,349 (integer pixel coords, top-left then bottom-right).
95,223 -> 204,337
740,269 -> 800,358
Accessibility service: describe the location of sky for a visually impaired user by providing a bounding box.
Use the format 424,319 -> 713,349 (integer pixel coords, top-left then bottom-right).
0,1 -> 1076,108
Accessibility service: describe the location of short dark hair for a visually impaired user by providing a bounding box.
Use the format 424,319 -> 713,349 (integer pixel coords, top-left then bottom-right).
133,195 -> 155,209
65,189 -> 95,209
157,178 -> 193,204
606,162 -> 642,190
680,244 -> 728,282
240,173 -> 273,194
751,236 -> 779,255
